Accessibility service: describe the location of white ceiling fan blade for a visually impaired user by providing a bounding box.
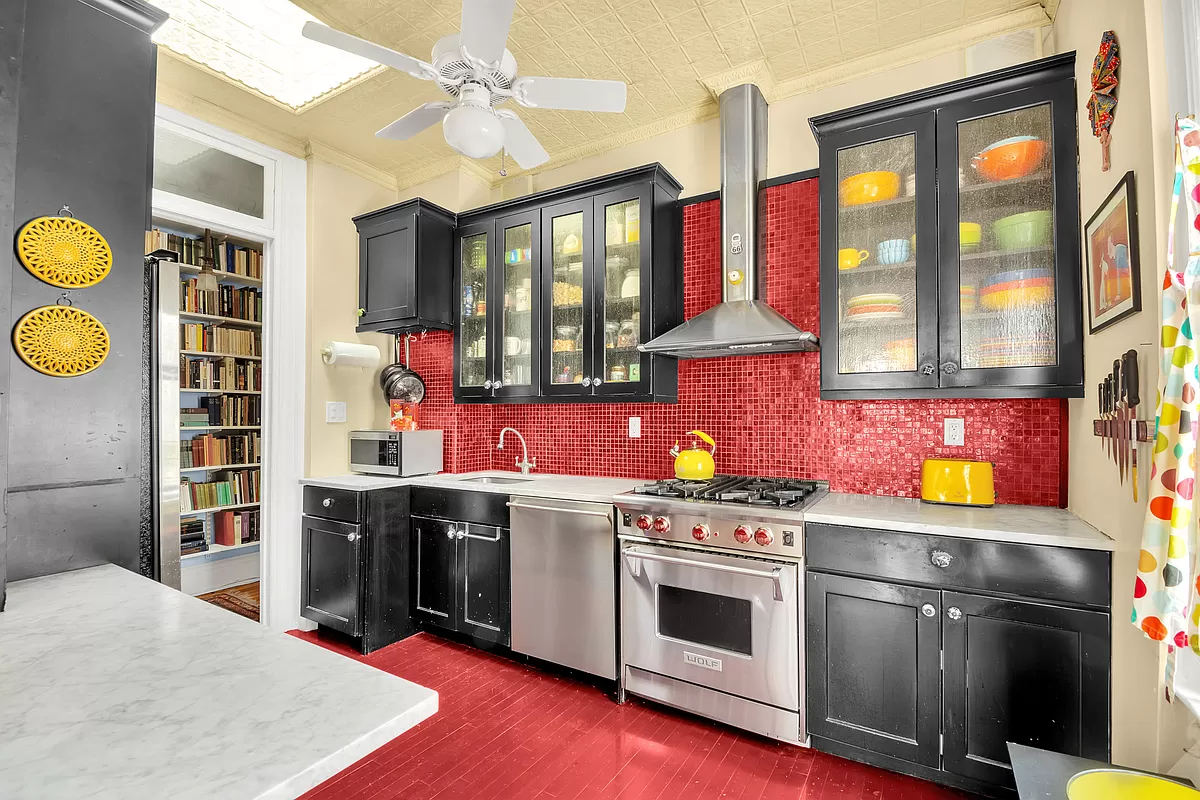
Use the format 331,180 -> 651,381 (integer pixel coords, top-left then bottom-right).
511,76 -> 627,113
497,111 -> 549,169
377,103 -> 452,140
460,0 -> 517,64
302,22 -> 434,80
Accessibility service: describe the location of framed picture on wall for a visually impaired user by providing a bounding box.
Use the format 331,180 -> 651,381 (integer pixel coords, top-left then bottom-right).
1085,170 -> 1141,333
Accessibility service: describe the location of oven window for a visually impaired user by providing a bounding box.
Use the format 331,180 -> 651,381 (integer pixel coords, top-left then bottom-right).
657,585 -> 753,656
350,438 -> 383,467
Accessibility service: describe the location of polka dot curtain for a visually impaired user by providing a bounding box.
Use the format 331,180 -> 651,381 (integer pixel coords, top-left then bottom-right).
1134,118 -> 1200,673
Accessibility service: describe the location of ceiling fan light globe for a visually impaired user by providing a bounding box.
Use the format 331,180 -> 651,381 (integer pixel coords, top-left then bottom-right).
443,105 -> 504,160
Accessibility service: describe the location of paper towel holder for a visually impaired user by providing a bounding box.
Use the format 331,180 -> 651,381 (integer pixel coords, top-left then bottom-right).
321,341 -> 381,368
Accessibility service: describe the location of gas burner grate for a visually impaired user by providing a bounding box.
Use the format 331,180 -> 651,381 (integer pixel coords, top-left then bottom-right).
629,476 -> 822,509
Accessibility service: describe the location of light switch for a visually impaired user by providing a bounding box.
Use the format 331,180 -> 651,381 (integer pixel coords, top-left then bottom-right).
628,417 -> 641,438
944,418 -> 965,447
326,401 -> 347,423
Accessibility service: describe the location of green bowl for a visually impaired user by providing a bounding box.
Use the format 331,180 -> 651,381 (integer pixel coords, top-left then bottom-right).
993,210 -> 1051,250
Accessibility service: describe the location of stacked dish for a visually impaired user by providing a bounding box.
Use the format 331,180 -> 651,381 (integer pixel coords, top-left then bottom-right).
960,285 -> 977,313
994,210 -> 1051,250
971,136 -> 1048,182
846,293 -> 903,320
976,337 -> 1055,368
885,338 -> 916,368
979,269 -> 1053,311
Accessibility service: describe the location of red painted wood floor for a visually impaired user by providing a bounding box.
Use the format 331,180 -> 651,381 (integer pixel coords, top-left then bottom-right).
289,631 -> 969,800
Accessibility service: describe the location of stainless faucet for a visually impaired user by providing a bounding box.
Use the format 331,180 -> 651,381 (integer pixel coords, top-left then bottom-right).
498,427 -> 536,475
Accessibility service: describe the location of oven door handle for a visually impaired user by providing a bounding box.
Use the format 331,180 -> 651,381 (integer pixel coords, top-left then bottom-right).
622,547 -> 785,602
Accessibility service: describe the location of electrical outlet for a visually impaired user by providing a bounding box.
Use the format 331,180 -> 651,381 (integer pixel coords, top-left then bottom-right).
628,416 -> 641,438
326,401 -> 347,423
944,418 -> 965,447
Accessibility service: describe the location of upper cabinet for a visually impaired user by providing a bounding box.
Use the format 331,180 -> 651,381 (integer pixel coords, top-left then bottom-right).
354,199 -> 456,334
811,54 -> 1082,400
454,165 -> 682,404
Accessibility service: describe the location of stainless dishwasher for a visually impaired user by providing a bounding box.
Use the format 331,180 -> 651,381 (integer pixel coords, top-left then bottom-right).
508,497 -> 616,679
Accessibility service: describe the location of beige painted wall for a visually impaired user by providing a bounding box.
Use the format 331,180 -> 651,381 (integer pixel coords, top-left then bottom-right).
305,157 -> 396,476
1055,0 -> 1189,772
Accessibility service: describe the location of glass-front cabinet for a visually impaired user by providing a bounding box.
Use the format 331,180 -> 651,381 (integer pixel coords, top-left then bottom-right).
454,165 -> 681,404
812,54 -> 1082,399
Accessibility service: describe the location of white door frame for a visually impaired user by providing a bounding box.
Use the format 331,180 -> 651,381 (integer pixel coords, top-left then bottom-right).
153,103 -> 307,632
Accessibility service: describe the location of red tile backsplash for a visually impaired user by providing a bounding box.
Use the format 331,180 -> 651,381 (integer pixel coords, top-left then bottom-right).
407,179 -> 1065,506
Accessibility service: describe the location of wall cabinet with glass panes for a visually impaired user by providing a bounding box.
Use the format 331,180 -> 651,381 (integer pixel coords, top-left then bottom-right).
811,54 -> 1083,399
453,165 -> 682,404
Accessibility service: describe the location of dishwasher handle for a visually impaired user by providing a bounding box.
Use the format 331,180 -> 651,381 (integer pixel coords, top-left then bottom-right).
622,547 -> 785,602
506,500 -> 612,523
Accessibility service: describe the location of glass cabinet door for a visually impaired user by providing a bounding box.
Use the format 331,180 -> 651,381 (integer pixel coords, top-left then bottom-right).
493,212 -> 538,398
542,198 -> 593,395
820,113 -> 938,395
456,226 -> 491,396
593,188 -> 651,395
936,80 -> 1081,390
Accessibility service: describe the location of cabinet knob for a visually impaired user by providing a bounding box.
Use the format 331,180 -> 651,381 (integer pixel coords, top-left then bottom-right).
947,606 -> 963,621
919,361 -> 936,376
921,603 -> 936,617
930,550 -> 954,569
357,308 -> 365,317
483,380 -> 493,389
940,361 -> 959,375
456,529 -> 466,539
322,498 -> 332,508
446,529 -> 456,539
582,376 -> 592,387
346,532 -> 359,542
593,377 -> 603,386
493,380 -> 503,390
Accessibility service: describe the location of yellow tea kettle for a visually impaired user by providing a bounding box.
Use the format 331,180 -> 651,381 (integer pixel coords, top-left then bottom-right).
671,430 -> 716,480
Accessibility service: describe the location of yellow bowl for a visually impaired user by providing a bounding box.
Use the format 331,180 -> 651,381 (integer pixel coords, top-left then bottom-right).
960,222 -> 982,243
840,171 -> 901,207
1068,770 -> 1200,800
980,285 -> 1054,311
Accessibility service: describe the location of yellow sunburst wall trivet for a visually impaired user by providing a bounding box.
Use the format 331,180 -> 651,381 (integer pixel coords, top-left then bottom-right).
14,306 -> 110,376
16,215 -> 113,288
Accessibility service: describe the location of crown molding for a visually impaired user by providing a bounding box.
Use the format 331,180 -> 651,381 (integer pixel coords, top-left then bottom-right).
457,156 -> 498,187
700,61 -> 778,103
155,84 -> 308,158
305,140 -> 399,191
80,0 -> 167,34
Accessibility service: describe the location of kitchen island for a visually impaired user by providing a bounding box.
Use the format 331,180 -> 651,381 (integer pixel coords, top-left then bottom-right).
0,564 -> 437,799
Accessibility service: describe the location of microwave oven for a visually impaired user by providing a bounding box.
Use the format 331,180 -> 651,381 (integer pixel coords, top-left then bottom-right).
349,430 -> 443,476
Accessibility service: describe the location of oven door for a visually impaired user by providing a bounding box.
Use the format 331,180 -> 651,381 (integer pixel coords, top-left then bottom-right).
621,542 -> 799,712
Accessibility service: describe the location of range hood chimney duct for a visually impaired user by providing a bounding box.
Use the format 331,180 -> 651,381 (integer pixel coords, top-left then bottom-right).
638,83 -> 819,359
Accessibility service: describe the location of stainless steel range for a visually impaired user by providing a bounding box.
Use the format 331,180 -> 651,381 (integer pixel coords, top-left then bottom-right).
615,476 -> 826,745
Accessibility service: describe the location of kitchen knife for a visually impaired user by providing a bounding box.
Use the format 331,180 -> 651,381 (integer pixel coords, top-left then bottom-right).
1099,382 -> 1106,453
1103,375 -> 1114,463
1114,358 -> 1126,483
1125,349 -> 1140,501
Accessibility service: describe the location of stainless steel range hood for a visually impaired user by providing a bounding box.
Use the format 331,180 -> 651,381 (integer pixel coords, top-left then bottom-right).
638,84 -> 818,359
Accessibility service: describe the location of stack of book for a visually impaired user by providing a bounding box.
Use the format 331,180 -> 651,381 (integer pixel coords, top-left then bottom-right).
180,432 -> 260,468
180,517 -> 208,555
145,229 -> 263,279
199,395 -> 260,427
180,281 -> 262,321
146,229 -> 203,265
180,468 -> 260,511
214,509 -> 260,546
214,241 -> 263,278
180,324 -> 261,356
181,407 -> 211,428
179,356 -> 261,391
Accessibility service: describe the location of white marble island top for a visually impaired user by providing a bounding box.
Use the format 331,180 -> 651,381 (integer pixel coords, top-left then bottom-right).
806,492 -> 1114,551
302,470 -> 643,504
0,564 -> 437,800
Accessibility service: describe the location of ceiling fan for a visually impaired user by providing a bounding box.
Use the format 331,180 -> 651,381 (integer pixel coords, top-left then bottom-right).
302,0 -> 628,170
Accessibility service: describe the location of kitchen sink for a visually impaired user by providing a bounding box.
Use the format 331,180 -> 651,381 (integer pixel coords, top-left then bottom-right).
459,476 -> 534,485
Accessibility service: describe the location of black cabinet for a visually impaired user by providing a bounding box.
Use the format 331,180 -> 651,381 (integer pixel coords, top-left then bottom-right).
453,164 -> 682,403
810,54 -> 1082,400
805,522 -> 1111,798
354,198 -> 456,334
299,485 -> 415,654
410,487 -> 511,645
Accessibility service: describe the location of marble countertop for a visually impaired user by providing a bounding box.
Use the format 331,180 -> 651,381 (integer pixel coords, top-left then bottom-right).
806,492 -> 1114,551
301,471 -> 643,505
0,565 -> 437,799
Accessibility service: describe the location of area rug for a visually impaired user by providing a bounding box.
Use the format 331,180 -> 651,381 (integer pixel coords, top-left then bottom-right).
198,582 -> 260,622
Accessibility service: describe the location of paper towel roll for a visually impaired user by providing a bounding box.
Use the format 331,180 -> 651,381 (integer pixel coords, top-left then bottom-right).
321,341 -> 381,368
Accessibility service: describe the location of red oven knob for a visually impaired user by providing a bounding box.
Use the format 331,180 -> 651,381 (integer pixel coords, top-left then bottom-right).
636,514 -> 653,531
691,524 -> 710,541
754,527 -> 774,546
733,524 -> 752,543
653,516 -> 671,533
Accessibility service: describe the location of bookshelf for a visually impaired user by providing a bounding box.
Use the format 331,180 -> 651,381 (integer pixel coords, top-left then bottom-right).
148,226 -> 265,566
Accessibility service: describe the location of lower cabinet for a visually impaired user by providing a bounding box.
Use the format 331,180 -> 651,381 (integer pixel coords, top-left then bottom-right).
301,515 -> 365,636
411,513 -> 511,646
806,523 -> 1111,797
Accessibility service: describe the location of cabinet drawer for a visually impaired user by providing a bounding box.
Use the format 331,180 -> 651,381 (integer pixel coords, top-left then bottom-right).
411,487 -> 509,528
303,486 -> 362,524
805,523 -> 1110,608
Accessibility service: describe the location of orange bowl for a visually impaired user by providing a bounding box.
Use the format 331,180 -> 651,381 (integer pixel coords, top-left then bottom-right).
972,139 -> 1048,182
839,171 -> 901,207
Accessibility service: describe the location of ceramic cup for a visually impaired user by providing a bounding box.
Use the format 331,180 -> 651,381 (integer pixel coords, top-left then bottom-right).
877,238 -> 911,265
505,336 -> 522,355
839,248 -> 870,270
